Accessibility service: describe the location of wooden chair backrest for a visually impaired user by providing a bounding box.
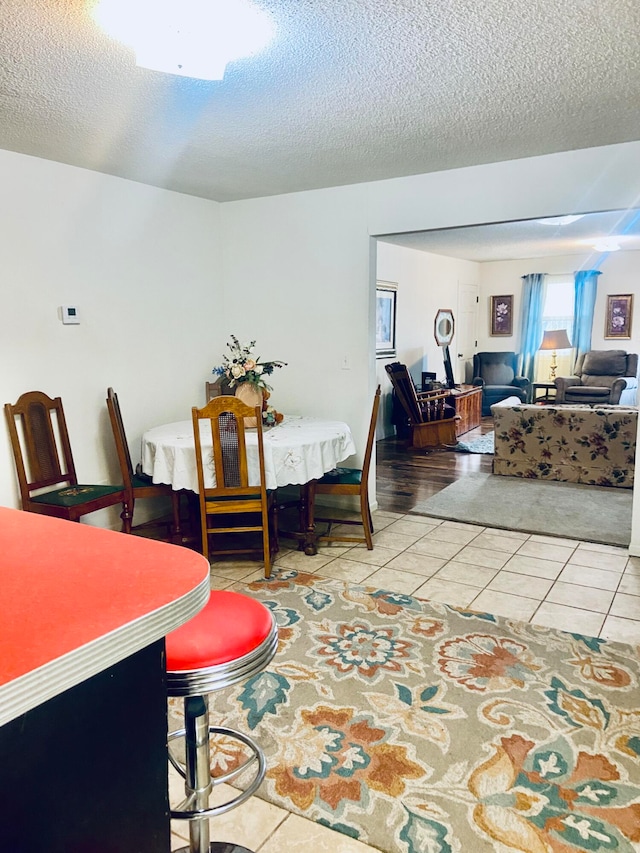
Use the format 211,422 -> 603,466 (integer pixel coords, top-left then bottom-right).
106,387 -> 134,491
385,363 -> 423,424
206,376 -> 233,402
4,390 -> 78,502
192,395 -> 267,499
361,386 -> 382,483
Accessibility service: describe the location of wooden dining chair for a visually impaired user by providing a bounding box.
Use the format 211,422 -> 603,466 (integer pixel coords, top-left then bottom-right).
106,388 -> 183,540
307,386 -> 381,550
4,390 -> 126,524
192,395 -> 277,577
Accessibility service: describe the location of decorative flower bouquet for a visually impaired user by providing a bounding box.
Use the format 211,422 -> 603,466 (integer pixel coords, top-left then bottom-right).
212,335 -> 287,390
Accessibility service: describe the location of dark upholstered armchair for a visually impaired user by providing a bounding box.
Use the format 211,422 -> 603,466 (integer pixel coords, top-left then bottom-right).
554,350 -> 638,405
472,352 -> 530,415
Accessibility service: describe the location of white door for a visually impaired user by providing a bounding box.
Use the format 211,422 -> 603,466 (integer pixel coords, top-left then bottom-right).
456,283 -> 479,384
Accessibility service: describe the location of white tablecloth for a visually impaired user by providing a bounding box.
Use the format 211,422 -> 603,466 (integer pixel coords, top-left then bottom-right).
141,416 -> 357,493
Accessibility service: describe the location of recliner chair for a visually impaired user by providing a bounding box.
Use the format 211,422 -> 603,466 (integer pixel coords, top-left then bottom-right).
554,350 -> 638,405
472,352 -> 530,415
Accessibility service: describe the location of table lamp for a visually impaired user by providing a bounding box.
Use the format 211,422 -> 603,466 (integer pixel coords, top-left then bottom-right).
538,329 -> 572,380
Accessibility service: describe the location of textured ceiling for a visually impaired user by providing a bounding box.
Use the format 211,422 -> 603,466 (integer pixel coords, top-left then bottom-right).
379,209 -> 640,262
1,0 -> 639,203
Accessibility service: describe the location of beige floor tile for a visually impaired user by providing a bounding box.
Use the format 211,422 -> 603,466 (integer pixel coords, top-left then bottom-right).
340,545 -> 398,567
209,574 -> 235,590
372,509 -> 405,522
626,555 -> 640,574
528,534 -> 581,549
452,546 -> 510,570
502,554 -> 565,580
383,551 -> 446,577
576,541 -> 629,556
434,560 -> 498,587
486,571 -> 554,599
483,527 -> 529,541
420,525 -> 481,545
383,518 -> 440,536
470,589 -> 540,621
408,537 -> 464,560
470,532 -> 523,553
440,520 -> 485,533
274,550 -> 339,571
545,581 -> 615,613
609,592 -> 640,620
314,539 -> 353,556
317,558 -> 377,583
412,577 -> 483,608
207,562 -> 265,581
600,615 -> 640,644
568,550 -> 629,573
260,813 -> 378,853
364,567 -> 426,594
557,563 -> 621,592
617,573 -> 640,596
369,529 -> 424,550
516,540 -> 576,563
531,602 -> 605,636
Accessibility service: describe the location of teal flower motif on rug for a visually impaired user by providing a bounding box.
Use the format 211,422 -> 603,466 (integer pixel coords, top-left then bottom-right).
238,671 -> 290,729
315,620 -> 415,681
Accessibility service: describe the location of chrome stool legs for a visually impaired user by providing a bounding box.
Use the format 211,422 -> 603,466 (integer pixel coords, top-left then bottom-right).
165,592 -> 277,853
169,696 -> 266,853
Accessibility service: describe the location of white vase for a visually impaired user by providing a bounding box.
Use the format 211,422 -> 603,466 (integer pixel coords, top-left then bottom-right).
234,383 -> 263,427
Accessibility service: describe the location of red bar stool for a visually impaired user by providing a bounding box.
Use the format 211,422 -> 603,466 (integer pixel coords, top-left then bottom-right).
166,590 -> 278,853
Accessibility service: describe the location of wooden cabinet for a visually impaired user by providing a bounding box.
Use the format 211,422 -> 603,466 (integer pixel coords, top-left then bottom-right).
447,385 -> 482,436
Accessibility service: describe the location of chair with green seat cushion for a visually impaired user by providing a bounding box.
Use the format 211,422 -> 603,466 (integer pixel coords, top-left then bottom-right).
107,387 -> 183,539
5,390 -> 126,525
307,386 -> 381,550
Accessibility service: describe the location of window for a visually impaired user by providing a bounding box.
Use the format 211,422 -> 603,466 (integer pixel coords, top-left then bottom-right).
535,275 -> 574,382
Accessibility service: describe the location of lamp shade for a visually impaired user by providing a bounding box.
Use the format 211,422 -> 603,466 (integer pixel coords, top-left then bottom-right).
539,329 -> 572,351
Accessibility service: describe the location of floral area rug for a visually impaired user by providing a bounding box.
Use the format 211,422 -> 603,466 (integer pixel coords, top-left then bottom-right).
169,571 -> 640,852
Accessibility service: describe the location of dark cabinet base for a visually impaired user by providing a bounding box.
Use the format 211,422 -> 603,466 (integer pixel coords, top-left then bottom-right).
0,641 -> 170,853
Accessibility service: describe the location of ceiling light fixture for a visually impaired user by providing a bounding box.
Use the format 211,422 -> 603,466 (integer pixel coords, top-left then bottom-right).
535,215 -> 585,226
93,0 -> 275,81
590,239 -> 621,252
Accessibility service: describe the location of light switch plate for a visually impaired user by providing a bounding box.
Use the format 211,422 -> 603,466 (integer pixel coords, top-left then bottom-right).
60,306 -> 80,324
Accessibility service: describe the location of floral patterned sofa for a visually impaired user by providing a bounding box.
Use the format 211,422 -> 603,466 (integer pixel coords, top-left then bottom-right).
491,400 -> 637,488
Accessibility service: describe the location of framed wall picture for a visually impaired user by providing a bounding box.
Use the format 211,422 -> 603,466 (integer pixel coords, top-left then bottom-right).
490,294 -> 513,336
605,294 -> 633,339
376,281 -> 397,357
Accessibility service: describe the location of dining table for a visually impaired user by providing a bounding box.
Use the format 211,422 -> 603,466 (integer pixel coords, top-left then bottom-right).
141,414 -> 357,554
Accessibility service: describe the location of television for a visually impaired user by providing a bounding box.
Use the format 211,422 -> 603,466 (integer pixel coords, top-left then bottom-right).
442,345 -> 457,389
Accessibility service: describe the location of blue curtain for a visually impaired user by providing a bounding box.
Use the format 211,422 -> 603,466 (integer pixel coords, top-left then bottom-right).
518,273 -> 546,383
573,270 -> 600,361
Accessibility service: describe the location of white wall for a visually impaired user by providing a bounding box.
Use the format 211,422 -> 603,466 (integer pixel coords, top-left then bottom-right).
0,150 -> 223,523
375,242 -> 479,437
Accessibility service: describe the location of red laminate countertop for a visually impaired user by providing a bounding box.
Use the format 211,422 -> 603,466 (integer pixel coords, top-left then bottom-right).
0,507 -> 210,725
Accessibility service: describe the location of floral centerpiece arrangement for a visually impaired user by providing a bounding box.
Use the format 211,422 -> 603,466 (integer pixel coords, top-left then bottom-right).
213,335 -> 286,390
212,336 -> 286,425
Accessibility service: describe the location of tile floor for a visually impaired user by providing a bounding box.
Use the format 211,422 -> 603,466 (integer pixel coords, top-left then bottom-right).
170,510 -> 640,851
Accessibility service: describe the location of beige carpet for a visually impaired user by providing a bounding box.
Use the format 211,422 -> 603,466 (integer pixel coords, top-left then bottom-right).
409,472 -> 632,547
169,571 -> 640,852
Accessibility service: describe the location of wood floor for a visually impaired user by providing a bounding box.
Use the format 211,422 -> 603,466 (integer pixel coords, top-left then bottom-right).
375,418 -> 494,514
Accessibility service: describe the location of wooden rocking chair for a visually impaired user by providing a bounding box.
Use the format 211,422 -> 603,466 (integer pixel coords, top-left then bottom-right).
385,362 -> 459,449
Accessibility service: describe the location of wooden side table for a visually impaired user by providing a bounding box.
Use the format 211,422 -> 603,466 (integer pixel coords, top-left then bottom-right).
533,382 -> 556,404
447,385 -> 482,436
